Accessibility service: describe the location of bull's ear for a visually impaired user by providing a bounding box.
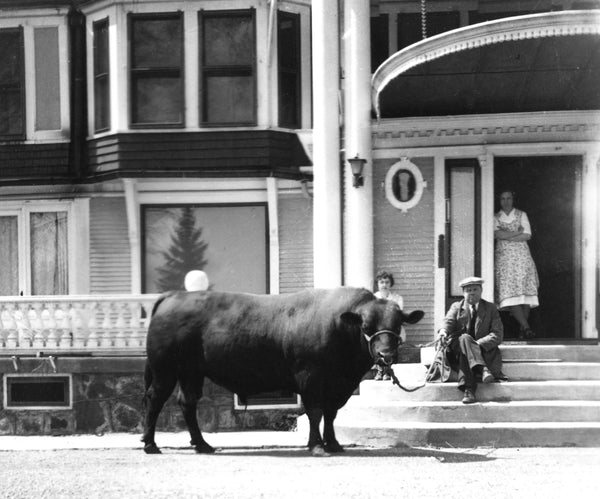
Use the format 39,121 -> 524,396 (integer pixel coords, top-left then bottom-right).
403,310 -> 424,324
340,312 -> 362,327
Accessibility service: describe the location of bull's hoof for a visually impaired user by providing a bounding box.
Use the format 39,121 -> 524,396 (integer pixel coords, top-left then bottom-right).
194,442 -> 216,454
310,445 -> 331,457
144,443 -> 162,454
324,442 -> 345,453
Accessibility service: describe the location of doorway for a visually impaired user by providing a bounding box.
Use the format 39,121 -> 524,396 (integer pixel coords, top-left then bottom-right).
494,156 -> 582,340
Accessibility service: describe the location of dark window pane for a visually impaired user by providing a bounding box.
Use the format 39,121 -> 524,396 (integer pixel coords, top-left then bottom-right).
132,17 -> 182,68
94,19 -> 110,131
0,28 -> 24,137
203,15 -> 253,66
371,14 -> 389,72
130,14 -> 183,126
94,76 -> 110,130
205,75 -> 254,123
278,11 -> 300,128
398,11 -> 460,49
132,76 -> 183,124
200,10 -> 255,125
278,71 -> 299,128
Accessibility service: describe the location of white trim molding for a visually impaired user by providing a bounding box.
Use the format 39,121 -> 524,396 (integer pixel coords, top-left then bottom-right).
372,10 -> 600,118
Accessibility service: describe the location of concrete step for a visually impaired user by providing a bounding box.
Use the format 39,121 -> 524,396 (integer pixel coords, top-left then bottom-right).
414,344 -> 600,363
500,344 -> 600,362
394,361 -> 600,382
331,421 -> 600,448
359,379 -> 600,402
335,399 -> 600,423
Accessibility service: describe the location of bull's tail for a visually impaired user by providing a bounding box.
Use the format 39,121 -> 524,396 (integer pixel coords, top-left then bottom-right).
142,360 -> 153,410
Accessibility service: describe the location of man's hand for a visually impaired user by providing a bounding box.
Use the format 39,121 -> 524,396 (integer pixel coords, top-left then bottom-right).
437,330 -> 448,346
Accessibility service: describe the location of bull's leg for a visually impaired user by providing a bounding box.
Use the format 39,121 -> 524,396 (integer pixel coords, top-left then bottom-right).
323,406 -> 344,453
142,369 -> 177,454
177,375 -> 214,454
304,406 -> 329,457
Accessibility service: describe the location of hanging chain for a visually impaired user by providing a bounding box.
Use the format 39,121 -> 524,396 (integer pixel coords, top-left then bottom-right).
421,0 -> 427,39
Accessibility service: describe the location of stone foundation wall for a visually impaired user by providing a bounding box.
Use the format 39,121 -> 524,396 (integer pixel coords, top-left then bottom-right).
0,358 -> 301,436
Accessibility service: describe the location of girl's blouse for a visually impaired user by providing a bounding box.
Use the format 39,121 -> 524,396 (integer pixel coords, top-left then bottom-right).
494,208 -> 531,235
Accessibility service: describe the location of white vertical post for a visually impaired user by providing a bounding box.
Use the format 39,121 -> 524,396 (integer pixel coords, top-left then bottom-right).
433,153 -> 446,333
582,152 -> 599,340
123,179 -> 141,295
343,0 -> 374,289
479,153 -> 495,303
266,178 -> 280,295
312,0 -> 342,287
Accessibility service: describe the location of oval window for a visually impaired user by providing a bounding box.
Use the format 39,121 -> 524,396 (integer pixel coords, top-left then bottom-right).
385,158 -> 427,212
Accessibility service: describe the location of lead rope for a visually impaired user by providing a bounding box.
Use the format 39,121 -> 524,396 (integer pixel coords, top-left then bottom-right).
382,338 -> 441,392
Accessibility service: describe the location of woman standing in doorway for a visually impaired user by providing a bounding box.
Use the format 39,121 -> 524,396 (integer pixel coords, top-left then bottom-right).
494,190 -> 540,339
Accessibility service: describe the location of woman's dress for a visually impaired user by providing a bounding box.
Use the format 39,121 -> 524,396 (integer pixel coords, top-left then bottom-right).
494,209 -> 539,309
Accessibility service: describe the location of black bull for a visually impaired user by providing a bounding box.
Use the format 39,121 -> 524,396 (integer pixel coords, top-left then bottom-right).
142,287 -> 424,456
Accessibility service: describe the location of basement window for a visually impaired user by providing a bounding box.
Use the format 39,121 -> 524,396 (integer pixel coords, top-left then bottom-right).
3,375 -> 72,410
234,390 -> 301,410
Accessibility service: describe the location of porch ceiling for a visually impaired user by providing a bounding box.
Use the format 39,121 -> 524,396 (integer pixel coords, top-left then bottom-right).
372,10 -> 600,119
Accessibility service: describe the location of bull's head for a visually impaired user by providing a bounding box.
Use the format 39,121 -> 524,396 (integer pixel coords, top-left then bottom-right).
341,302 -> 424,366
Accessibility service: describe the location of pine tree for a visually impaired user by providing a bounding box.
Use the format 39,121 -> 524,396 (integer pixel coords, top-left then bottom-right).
155,207 -> 209,292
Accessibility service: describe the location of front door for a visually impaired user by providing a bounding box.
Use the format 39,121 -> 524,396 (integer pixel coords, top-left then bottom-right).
494,156 -> 582,340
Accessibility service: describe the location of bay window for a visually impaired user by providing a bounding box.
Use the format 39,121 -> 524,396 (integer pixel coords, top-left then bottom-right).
200,10 -> 256,125
129,12 -> 184,127
0,27 -> 25,139
93,18 -> 110,132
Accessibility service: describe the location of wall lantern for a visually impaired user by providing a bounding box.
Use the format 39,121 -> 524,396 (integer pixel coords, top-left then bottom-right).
348,155 -> 367,187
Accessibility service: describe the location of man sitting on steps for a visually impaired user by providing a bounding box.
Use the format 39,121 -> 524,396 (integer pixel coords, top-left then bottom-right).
437,277 -> 507,404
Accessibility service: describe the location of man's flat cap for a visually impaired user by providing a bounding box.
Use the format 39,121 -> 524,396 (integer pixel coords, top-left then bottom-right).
459,276 -> 484,288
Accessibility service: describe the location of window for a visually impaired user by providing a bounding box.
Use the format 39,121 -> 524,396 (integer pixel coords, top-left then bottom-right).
93,18 -> 110,132
0,207 -> 69,296
397,11 -> 461,50
278,11 -> 301,128
0,27 -> 25,139
371,14 -> 389,72
4,375 -> 72,409
129,13 -> 184,127
200,10 -> 256,125
142,204 -> 268,294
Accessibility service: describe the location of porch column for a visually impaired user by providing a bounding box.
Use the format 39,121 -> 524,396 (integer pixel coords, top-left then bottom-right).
582,152 -> 599,340
123,179 -> 141,295
312,1 -> 342,287
343,0 -> 374,288
479,153 -> 495,302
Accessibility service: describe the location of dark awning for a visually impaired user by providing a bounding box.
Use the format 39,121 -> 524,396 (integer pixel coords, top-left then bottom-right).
372,10 -> 600,119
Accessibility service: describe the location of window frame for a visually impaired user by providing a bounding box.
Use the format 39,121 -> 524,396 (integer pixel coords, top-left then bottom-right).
93,17 -> 110,133
277,10 -> 301,129
0,201 -> 80,297
198,8 -> 257,127
0,26 -> 26,140
128,11 -> 185,129
3,374 -> 72,410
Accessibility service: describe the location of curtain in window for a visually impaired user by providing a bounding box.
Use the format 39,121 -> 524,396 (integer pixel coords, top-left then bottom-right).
30,212 -> 68,295
0,216 -> 19,296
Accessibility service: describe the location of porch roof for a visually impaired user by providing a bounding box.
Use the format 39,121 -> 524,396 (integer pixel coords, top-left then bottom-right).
372,10 -> 600,120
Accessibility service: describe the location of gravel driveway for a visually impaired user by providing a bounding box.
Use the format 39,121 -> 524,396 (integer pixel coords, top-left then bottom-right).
1,445 -> 599,498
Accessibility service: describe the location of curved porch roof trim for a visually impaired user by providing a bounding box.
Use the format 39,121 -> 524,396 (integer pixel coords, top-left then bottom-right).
372,10 -> 600,120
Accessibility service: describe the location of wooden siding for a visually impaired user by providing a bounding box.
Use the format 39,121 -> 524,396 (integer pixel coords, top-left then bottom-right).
0,143 -> 70,182
278,194 -> 314,293
373,157 -> 435,344
89,197 -> 132,294
87,131 -> 311,181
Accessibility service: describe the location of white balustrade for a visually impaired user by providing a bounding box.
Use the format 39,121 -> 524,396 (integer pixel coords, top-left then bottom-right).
0,295 -> 160,353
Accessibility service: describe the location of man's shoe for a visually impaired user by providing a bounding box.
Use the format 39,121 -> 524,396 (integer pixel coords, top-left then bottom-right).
382,373 -> 391,381
482,367 -> 494,384
462,389 -> 476,404
373,371 -> 383,381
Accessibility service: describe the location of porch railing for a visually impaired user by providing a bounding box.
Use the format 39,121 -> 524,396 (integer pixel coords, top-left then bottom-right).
0,295 -> 161,354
